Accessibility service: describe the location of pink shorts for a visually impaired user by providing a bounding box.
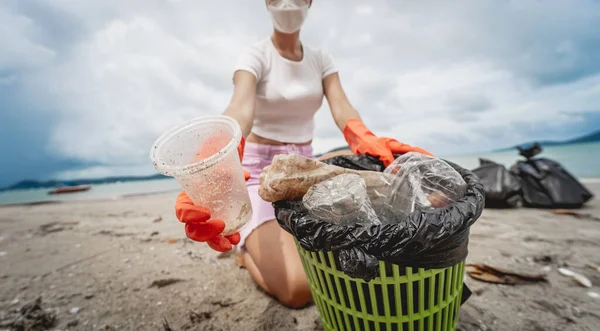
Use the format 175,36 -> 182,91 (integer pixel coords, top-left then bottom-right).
238,142 -> 314,250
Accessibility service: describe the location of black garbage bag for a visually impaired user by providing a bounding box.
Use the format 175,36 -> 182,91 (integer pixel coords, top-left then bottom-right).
509,143 -> 593,209
510,158 -> 593,209
273,154 -> 485,281
472,158 -> 522,208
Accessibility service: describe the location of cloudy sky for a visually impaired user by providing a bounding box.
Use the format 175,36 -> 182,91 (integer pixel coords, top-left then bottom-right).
1,0 -> 599,186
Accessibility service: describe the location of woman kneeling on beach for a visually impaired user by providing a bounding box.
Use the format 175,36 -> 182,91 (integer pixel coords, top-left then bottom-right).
174,0 -> 431,309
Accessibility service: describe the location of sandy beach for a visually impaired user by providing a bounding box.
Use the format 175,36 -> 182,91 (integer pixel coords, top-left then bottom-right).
1,185 -> 600,331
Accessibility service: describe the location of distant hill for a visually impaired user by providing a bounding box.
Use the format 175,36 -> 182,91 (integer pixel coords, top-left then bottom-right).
495,129 -> 600,152
1,173 -> 169,192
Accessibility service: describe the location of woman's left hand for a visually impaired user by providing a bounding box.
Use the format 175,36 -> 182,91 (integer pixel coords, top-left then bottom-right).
343,118 -> 434,167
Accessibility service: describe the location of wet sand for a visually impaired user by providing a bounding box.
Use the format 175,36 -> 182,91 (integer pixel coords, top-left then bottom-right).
1,185 -> 599,331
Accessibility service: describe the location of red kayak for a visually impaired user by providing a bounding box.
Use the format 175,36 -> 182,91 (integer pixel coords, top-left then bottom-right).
48,185 -> 92,195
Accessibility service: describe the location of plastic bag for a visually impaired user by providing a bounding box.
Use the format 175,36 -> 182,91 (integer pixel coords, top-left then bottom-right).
472,158 -> 522,208
303,174 -> 381,226
274,154 -> 485,281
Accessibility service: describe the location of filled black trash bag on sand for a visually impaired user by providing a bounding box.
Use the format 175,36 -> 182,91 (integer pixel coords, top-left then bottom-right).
273,154 -> 485,281
472,158 -> 522,208
510,143 -> 593,209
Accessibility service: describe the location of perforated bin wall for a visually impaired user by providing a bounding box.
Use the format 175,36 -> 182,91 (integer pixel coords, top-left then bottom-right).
296,242 -> 465,331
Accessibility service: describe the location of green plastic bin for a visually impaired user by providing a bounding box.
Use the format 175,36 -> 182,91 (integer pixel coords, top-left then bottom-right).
296,241 -> 465,331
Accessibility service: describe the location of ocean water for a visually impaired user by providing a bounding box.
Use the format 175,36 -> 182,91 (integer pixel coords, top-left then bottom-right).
1,142 -> 599,206
0,178 -> 181,206
443,141 -> 600,181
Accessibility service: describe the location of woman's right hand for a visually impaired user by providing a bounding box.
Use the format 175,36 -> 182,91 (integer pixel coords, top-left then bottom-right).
175,190 -> 241,252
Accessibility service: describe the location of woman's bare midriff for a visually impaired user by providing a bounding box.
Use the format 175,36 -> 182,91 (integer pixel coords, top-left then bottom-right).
246,133 -> 312,146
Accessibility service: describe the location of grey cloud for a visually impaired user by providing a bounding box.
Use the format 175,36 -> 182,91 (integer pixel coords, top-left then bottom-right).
446,92 -> 493,114
10,0 -> 88,51
0,6 -> 56,70
325,0 -> 600,85
471,123 -> 516,141
427,132 -> 471,146
452,112 -> 480,123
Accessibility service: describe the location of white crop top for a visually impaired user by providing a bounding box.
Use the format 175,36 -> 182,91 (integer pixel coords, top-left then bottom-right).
233,37 -> 338,143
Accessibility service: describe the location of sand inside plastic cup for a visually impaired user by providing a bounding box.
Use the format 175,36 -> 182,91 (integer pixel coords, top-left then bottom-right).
150,115 -> 252,236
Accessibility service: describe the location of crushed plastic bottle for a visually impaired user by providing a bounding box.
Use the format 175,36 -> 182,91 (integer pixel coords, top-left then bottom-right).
375,152 -> 468,221
302,174 -> 381,226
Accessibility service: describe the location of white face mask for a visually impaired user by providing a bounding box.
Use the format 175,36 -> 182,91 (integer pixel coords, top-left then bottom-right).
268,0 -> 310,34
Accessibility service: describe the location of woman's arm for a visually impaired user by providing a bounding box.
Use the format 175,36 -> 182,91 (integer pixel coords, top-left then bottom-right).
223,70 -> 257,138
323,73 -> 362,131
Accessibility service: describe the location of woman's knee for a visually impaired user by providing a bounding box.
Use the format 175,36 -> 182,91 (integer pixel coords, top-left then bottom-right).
244,221 -> 312,308
275,276 -> 312,309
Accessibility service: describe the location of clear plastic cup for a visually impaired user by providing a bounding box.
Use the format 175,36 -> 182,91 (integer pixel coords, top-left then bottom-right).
150,115 -> 252,236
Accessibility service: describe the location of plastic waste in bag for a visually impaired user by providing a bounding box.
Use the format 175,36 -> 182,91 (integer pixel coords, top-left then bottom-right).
262,153 -> 468,226
274,154 -> 485,281
472,158 -> 522,208
302,174 -> 381,226
259,154 -> 393,203
371,152 -> 468,221
509,144 -> 593,208
384,152 -> 467,207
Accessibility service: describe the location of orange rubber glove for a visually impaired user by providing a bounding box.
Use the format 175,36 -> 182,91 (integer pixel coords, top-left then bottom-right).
343,119 -> 434,167
174,137 -> 250,252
